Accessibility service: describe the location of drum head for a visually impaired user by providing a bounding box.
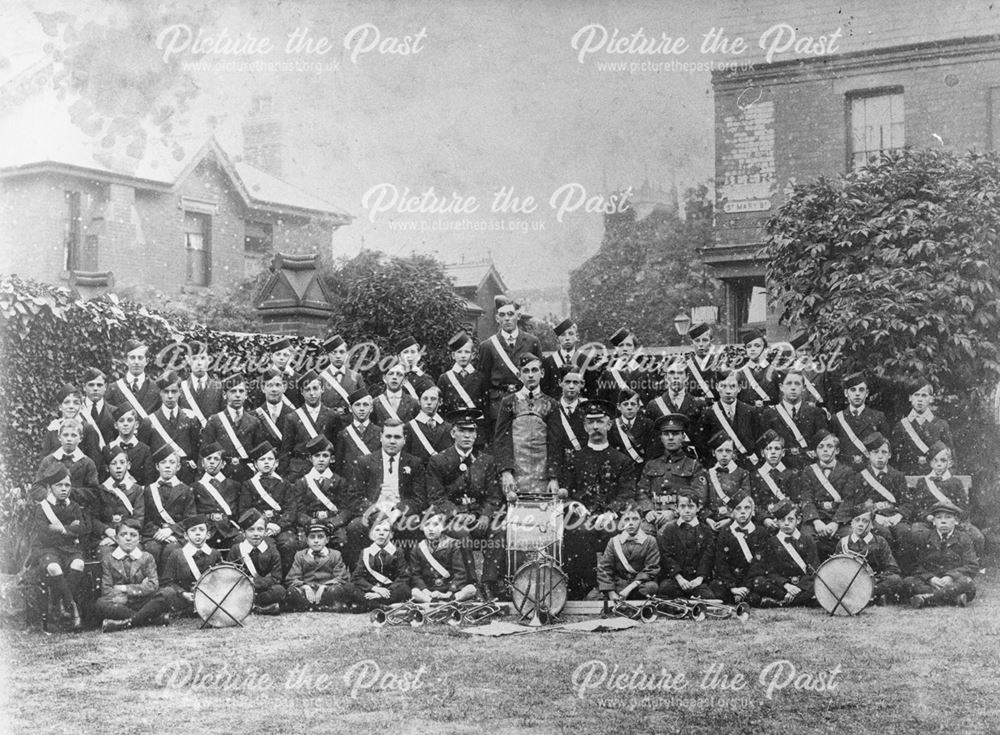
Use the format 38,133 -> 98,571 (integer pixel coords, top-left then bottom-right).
814,554 -> 874,616
506,500 -> 564,552
510,560 -> 567,616
194,564 -> 254,628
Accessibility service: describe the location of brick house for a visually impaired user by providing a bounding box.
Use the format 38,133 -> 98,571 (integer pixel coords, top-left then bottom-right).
704,4 -> 1000,342
443,260 -> 509,342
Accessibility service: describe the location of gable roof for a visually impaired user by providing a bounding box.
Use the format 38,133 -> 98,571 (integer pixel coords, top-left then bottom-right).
444,261 -> 508,293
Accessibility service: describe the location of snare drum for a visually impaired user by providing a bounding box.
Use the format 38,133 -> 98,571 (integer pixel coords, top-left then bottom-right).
193,563 -> 254,628
813,553 -> 874,616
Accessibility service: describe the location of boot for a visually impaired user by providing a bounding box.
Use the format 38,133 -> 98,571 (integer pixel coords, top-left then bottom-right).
67,602 -> 82,631
955,593 -> 969,608
910,593 -> 933,609
253,602 -> 281,616
102,618 -> 132,633
758,596 -> 781,609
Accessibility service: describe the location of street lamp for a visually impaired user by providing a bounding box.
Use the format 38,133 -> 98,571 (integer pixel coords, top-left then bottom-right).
673,312 -> 691,337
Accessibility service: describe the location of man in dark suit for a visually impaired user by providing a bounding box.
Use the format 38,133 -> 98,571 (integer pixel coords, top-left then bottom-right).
254,368 -> 296,467
318,334 -> 368,431
831,371 -> 890,470
645,358 -> 706,460
343,419 -> 426,567
178,340 -> 223,426
200,374 -> 264,482
758,370 -> 829,469
698,368 -> 759,468
477,295 -> 542,438
105,338 -> 161,417
81,367 -> 116,447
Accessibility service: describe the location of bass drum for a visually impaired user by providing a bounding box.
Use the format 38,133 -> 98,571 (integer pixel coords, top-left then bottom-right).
193,563 -> 254,628
509,557 -> 568,618
813,553 -> 874,616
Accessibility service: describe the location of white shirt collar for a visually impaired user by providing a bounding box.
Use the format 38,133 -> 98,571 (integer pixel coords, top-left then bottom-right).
111,546 -> 144,561
45,492 -> 68,506
239,539 -> 269,555
202,471 -> 226,483
382,451 -> 400,468
502,328 -> 519,342
154,476 -> 181,487
415,412 -> 441,426
126,373 -> 145,388
364,541 -> 397,556
616,529 -> 649,544
927,470 -> 952,481
54,447 -> 85,462
762,462 -> 786,474
908,409 -> 935,423
850,532 -> 875,545
384,389 -> 402,399
103,476 -> 136,491
676,517 -> 699,528
714,461 -> 738,473
307,468 -> 334,481
182,541 -> 206,556
517,386 -> 539,400
561,398 -> 579,412
778,529 -> 802,542
452,364 -> 474,375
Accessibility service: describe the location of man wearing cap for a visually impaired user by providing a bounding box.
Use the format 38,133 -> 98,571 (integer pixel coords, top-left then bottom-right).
738,330 -> 777,407
426,408 -> 505,597
758,369 -> 829,469
638,413 -> 707,531
832,371 -> 889,470
201,374 -> 264,483
438,331 -> 487,421
477,295 -> 542,432
319,334 -> 368,428
332,389 -> 381,479
81,367 -> 116,447
541,318 -> 580,398
282,370 -> 340,483
178,340 -> 223,423
562,398 -> 637,598
373,362 -> 421,425
105,338 -> 161,416
645,356 -> 706,460
493,354 -> 562,498
141,371 -> 201,484
160,514 -> 223,612
262,337 -> 301,408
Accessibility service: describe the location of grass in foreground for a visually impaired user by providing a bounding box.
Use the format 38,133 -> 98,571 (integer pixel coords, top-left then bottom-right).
2,573 -> 1000,735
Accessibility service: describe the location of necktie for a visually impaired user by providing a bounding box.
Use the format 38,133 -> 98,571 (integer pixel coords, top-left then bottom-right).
792,405 -> 798,419
718,467 -> 729,474
123,557 -> 132,577
196,378 -> 205,393
159,480 -> 172,490
128,379 -> 137,392
506,338 -> 515,350
168,409 -> 176,425
232,410 -> 242,422
388,455 -> 395,473
91,403 -> 99,421
733,526 -> 746,535
114,482 -> 126,490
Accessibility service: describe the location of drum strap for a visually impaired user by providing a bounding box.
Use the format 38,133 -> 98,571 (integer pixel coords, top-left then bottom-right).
39,498 -> 66,533
923,476 -> 951,506
103,480 -> 134,515
149,485 -> 175,525
305,475 -> 337,512
490,335 -> 520,377
559,409 -> 581,451
809,464 -> 842,502
758,467 -> 785,500
148,414 -> 187,458
900,418 -> 930,455
730,526 -> 754,564
363,546 -> 393,586
256,407 -> 283,441
687,357 -> 713,397
711,403 -> 755,461
346,425 -> 372,456
250,476 -> 282,511
612,536 -> 638,575
741,364 -> 770,401
182,544 -> 203,582
199,477 -> 232,517
295,407 -> 319,439
115,378 -> 149,420
408,420 -> 439,457
614,421 -> 642,463
835,411 -> 867,455
445,371 -> 477,408
778,535 -> 808,573
238,541 -> 261,578
218,413 -> 249,459
860,469 -> 896,504
378,394 -> 401,422
775,404 -> 808,448
180,381 -> 207,426
708,468 -> 731,506
418,540 -> 451,579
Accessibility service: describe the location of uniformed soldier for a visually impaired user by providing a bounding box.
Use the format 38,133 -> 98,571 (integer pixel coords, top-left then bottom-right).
644,358 -> 706,460
637,413 -> 707,533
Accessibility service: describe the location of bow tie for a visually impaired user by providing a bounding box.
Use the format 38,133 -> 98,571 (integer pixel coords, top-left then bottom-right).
113,482 -> 126,490
158,480 -> 173,489
732,526 -> 749,535
716,467 -> 729,474
311,550 -> 324,559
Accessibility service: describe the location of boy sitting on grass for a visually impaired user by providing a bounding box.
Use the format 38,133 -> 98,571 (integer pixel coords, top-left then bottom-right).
597,505 -> 660,602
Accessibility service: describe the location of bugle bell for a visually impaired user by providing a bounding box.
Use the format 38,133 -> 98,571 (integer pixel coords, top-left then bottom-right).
423,602 -> 464,626
611,599 -> 656,623
370,603 -> 425,627
648,597 -> 707,621
700,600 -> 751,622
461,601 -> 504,625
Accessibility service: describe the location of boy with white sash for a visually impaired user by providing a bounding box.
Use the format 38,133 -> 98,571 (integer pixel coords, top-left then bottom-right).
35,415 -> 100,506
286,520 -> 352,612
319,334 -> 368,427
160,514 -> 222,613
737,330 -> 776,407
832,371 -> 889,470
201,373 -> 264,483
409,506 -> 478,603
553,363 -> 587,462
405,385 -> 454,464
840,432 -> 908,550
81,366 -> 116,447
191,442 -> 240,550
685,322 -> 718,403
397,335 -> 435,401
753,501 -> 818,608
351,512 -> 411,611
292,436 -> 349,551
256,367 -> 295,453
798,430 -> 858,558
758,369 -> 829,469
30,466 -> 88,630
890,379 -> 954,474
106,404 -> 154,486
596,505 -> 660,600
748,430 -> 800,530
372,362 -> 420,425
596,328 -> 638,404
838,501 -> 906,605
281,369 -> 339,483
141,371 -> 200,484
907,442 -> 984,558
697,368 -> 758,468
708,490 -> 766,606
225,508 -> 286,615
542,318 -> 584,398
609,388 -> 654,470
437,331 -> 487,430
239,441 -> 298,573
644,358 -> 705,460
141,445 -> 195,573
703,431 -> 751,532
104,338 -> 161,417
262,337 -> 301,408
40,383 -> 104,471
333,388 -> 381,478
95,445 -> 145,556
477,295 -> 542,432
178,340 -> 223,422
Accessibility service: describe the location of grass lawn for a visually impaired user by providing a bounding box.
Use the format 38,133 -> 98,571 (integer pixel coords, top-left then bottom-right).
2,572 -> 1000,735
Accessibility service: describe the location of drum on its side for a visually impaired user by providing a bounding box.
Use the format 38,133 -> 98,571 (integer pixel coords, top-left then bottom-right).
509,558 -> 568,618
813,553 -> 874,616
194,563 -> 254,628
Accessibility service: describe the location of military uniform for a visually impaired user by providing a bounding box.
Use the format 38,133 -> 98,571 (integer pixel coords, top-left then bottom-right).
638,450 -> 707,529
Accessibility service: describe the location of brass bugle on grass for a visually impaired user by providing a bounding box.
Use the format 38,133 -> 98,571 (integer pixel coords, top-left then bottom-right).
370,604 -> 425,627
647,597 -> 707,621
612,599 -> 656,622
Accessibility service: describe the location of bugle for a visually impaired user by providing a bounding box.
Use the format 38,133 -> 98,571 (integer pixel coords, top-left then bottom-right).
700,600 -> 751,622
647,597 -> 707,621
422,602 -> 464,625
611,599 -> 656,623
370,603 -> 425,627
461,601 -> 505,625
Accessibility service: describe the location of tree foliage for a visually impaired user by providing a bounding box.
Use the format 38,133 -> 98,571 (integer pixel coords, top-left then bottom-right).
569,186 -> 720,345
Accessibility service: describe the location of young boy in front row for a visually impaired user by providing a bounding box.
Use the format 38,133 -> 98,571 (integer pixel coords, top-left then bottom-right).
753,501 -> 819,608
160,514 -> 222,613
597,506 -> 661,601
657,490 -> 715,600
31,466 -> 88,629
97,519 -> 171,632
285,521 -> 352,612
837,502 -> 906,605
410,507 -> 478,603
227,509 -> 286,615
707,490 -> 766,607
353,513 -> 411,611
905,502 -> 979,608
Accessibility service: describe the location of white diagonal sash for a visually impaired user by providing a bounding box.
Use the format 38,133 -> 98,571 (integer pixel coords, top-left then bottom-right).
758,467 -> 786,500
900,418 -> 930,455
378,394 -> 401,422
923,476 -> 951,506
346,425 -> 372,456
39,499 -> 66,533
775,404 -> 808,448
803,376 -> 824,404
559,409 -> 582,451
217,413 -> 249,459
612,536 -> 638,575
809,464 -> 842,502
779,537 -> 808,573
445,371 -> 477,409
708,468 -> 731,506
489,334 -> 519,377
732,528 -> 754,564
80,407 -> 106,449
305,475 -> 337,512
281,394 -> 296,410
198,477 -> 232,517
653,396 -> 670,417
240,544 -> 260,578
552,351 -> 565,368
608,368 -> 628,391
363,547 -> 393,585
149,484 -> 176,525
418,540 -> 451,579
148,414 -> 187,458
711,403 -> 753,458
409,420 -> 439,457
402,379 -> 419,401
742,364 -> 771,401
687,356 -> 713,396
103,481 -> 134,515
115,378 -> 149,420
250,476 -> 282,511
256,407 -> 283,441
614,421 -> 642,462
320,369 -> 351,403
180,381 -> 207,426
860,469 -> 896,504
295,407 -> 319,439
182,547 -> 202,582
835,411 -> 867,455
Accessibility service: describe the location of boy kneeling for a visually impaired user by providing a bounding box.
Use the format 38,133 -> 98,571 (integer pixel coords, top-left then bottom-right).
98,519 -> 171,632
597,505 -> 660,601
905,502 -> 978,608
409,507 -> 478,603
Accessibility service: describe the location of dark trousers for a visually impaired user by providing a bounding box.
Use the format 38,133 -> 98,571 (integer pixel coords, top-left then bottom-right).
707,579 -> 763,605
142,539 -> 180,575
752,576 -> 816,606
874,573 -> 907,601
286,582 -> 354,611
95,593 -> 170,626
254,584 -> 288,607
563,528 -> 612,598
904,574 -> 977,604
658,578 -> 714,600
